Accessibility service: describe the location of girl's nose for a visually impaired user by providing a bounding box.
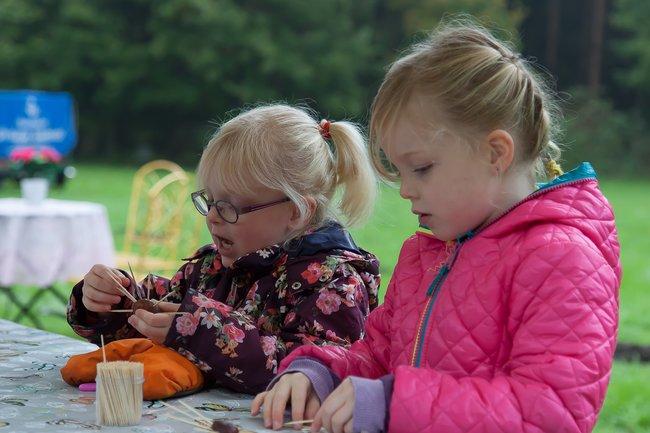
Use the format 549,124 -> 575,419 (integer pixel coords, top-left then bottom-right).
206,205 -> 222,224
399,180 -> 416,199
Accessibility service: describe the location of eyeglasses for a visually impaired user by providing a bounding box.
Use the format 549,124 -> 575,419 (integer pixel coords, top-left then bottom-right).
191,189 -> 291,223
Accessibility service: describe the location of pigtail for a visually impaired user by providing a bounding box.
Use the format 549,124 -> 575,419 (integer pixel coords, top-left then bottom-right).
326,121 -> 377,226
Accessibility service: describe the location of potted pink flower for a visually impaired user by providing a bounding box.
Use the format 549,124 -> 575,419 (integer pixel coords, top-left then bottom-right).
6,146 -> 73,204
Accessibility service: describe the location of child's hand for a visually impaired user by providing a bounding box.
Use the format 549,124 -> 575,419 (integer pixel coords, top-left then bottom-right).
310,378 -> 354,433
81,264 -> 131,312
127,302 -> 180,344
250,372 -> 320,430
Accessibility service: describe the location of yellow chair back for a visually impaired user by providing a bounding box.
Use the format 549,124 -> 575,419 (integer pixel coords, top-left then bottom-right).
117,160 -> 202,279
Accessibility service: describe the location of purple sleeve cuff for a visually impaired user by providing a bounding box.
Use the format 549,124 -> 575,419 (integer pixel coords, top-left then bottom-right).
267,357 -> 340,403
350,374 -> 394,433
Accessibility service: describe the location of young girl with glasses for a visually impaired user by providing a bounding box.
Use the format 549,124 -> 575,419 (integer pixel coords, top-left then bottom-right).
255,21 -> 621,433
67,104 -> 381,394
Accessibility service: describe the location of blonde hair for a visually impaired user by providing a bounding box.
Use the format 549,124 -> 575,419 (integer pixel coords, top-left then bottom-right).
197,104 -> 376,237
370,18 -> 564,181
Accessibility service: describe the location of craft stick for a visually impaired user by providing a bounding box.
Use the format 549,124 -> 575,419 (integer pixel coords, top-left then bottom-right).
108,309 -> 134,313
100,334 -> 107,363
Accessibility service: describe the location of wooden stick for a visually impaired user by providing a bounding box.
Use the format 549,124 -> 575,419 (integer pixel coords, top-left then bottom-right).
179,400 -> 211,422
159,401 -> 207,423
164,413 -> 212,430
127,262 -> 143,297
100,334 -> 107,363
153,291 -> 174,305
283,419 -> 314,427
107,272 -> 138,303
108,310 -> 185,315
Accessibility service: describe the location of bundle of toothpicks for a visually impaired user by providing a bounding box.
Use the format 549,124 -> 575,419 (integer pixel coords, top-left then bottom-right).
95,335 -> 144,426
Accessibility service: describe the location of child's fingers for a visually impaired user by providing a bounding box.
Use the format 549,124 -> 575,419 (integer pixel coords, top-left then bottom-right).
81,295 -> 112,312
343,419 -> 353,433
128,314 -> 167,343
290,383 -> 308,427
156,301 -> 181,313
310,408 -> 323,433
134,309 -> 173,328
271,381 -> 292,429
305,394 -> 320,420
313,393 -> 347,433
88,267 -> 128,296
84,285 -> 121,305
262,388 -> 276,428
250,391 -> 267,416
329,404 -> 353,433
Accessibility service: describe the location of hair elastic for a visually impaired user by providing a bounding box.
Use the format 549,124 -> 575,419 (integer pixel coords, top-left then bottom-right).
319,119 -> 332,140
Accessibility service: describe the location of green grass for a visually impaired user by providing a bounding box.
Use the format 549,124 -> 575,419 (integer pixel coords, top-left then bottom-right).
596,361 -> 650,433
1,165 -> 649,432
601,180 -> 650,345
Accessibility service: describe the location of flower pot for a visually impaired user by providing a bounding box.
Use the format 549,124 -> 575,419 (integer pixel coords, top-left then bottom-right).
20,177 -> 49,205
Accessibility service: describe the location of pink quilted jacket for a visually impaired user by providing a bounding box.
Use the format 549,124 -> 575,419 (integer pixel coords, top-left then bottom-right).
280,164 -> 621,433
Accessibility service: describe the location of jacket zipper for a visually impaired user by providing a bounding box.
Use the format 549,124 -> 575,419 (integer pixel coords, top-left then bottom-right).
410,236 -> 468,367
408,176 -> 595,367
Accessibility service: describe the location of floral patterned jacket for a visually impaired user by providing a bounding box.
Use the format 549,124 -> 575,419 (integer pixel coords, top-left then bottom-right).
67,222 -> 380,394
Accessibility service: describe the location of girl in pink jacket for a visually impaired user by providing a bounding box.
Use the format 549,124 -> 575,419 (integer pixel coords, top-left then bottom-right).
252,21 -> 621,433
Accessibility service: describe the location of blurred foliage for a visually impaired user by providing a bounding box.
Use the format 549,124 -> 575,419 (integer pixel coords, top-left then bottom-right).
562,87 -> 650,177
611,0 -> 650,118
0,0 -> 648,176
0,0 -> 519,163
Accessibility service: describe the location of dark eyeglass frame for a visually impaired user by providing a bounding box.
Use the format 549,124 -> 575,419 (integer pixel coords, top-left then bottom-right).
191,189 -> 291,223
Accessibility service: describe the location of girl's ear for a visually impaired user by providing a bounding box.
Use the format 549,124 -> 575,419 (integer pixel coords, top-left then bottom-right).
485,129 -> 515,175
287,196 -> 317,231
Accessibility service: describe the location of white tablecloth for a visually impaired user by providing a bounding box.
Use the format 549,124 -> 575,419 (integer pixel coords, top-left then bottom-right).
0,198 -> 115,287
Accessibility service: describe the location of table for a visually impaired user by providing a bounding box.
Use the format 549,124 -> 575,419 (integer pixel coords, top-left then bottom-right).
0,319 -> 296,432
0,198 -> 115,328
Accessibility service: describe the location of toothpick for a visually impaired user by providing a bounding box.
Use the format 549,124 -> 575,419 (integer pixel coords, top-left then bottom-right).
164,413 -> 212,430
179,400 -> 211,422
283,419 -> 314,427
159,401 -> 212,428
108,310 -> 186,315
153,291 -> 174,306
100,334 -> 107,363
107,272 -> 138,303
127,262 -> 139,292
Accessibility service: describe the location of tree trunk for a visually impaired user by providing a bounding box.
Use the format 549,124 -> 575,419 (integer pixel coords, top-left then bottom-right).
546,0 -> 560,73
588,0 -> 607,95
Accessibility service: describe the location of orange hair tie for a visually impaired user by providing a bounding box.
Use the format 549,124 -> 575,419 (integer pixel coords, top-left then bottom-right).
319,119 -> 332,140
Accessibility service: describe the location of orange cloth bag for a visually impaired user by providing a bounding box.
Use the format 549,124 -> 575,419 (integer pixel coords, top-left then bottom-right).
61,338 -> 204,400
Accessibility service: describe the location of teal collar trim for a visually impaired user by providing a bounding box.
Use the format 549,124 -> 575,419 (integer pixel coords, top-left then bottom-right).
536,162 -> 597,191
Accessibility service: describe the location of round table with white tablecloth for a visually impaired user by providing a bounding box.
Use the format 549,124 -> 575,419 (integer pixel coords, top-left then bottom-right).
0,198 -> 115,327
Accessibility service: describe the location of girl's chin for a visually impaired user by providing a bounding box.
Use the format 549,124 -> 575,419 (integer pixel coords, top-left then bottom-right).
220,256 -> 234,268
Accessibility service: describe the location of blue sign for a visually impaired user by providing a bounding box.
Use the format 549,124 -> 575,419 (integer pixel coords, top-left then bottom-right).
0,90 -> 77,158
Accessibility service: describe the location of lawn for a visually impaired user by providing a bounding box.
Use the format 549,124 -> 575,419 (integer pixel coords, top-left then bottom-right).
1,163 -> 649,432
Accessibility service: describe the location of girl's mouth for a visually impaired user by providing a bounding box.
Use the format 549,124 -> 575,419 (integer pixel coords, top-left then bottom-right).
215,235 -> 234,249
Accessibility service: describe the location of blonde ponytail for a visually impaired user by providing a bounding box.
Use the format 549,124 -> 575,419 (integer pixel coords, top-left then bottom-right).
328,121 -> 377,226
